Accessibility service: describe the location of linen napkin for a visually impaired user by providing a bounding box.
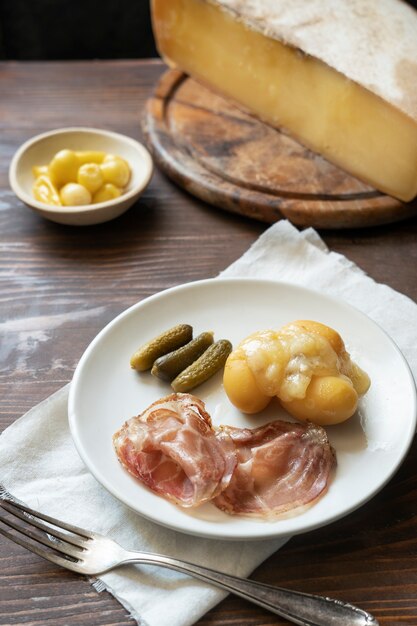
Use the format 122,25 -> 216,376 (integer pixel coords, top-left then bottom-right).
1,220 -> 416,626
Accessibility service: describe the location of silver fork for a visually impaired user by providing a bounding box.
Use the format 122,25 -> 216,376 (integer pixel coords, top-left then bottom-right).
0,496 -> 378,626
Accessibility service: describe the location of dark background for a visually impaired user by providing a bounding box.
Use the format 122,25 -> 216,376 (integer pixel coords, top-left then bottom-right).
0,0 -> 417,61
0,0 -> 157,60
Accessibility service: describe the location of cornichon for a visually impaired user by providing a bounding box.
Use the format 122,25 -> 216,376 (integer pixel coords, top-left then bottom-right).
171,339 -> 233,392
130,324 -> 193,371
151,331 -> 214,381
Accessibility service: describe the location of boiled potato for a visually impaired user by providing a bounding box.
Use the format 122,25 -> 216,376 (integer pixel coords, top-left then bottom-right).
32,164 -> 48,178
48,149 -> 79,187
280,375 -> 358,425
100,156 -> 130,188
223,354 -> 271,414
349,362 -> 371,396
33,175 -> 61,206
60,183 -> 91,206
77,163 -> 104,194
32,149 -> 131,207
92,183 -> 121,204
75,150 -> 106,165
287,320 -> 346,355
223,320 -> 370,425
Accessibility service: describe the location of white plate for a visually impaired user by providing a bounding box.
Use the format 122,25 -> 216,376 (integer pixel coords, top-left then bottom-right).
68,278 -> 416,540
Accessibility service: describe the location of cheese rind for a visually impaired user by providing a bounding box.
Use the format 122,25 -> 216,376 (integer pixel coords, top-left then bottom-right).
210,0 -> 417,124
151,0 -> 417,202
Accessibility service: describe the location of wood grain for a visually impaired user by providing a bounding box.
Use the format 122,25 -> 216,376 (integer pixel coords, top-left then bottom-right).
144,69 -> 417,229
0,59 -> 417,626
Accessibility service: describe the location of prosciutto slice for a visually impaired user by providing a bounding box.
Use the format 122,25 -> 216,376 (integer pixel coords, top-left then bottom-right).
113,393 -> 236,507
214,421 -> 336,519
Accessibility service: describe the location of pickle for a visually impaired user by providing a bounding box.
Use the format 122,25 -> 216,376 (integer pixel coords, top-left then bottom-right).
151,331 -> 214,381
171,339 -> 233,392
130,324 -> 193,371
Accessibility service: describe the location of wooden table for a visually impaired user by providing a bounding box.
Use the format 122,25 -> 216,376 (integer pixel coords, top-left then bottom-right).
0,59 -> 416,626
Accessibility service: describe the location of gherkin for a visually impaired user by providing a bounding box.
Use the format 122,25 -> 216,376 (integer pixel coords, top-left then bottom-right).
171,339 -> 232,392
151,331 -> 214,381
130,324 -> 193,371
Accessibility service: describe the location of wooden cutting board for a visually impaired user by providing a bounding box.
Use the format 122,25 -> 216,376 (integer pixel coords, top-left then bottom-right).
143,69 -> 417,229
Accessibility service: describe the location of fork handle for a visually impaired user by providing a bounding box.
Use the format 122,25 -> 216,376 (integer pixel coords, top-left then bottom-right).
124,552 -> 378,626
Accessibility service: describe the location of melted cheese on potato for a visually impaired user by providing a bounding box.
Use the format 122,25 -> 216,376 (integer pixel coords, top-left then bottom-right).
223,320 -> 370,424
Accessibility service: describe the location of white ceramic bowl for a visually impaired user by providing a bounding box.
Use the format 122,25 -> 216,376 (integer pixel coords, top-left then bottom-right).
9,127 -> 154,225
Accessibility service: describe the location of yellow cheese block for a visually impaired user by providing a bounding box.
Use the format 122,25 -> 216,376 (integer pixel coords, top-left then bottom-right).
151,0 -> 417,202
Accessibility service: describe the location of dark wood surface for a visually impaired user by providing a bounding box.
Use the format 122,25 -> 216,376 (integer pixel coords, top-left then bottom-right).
144,68 -> 417,229
0,59 -> 416,626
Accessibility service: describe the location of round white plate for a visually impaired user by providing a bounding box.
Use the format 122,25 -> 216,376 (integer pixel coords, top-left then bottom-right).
68,278 -> 416,540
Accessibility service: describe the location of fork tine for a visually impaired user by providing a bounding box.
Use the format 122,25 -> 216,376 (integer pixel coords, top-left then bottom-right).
0,497 -> 93,539
0,523 -> 83,573
0,513 -> 83,560
0,500 -> 88,549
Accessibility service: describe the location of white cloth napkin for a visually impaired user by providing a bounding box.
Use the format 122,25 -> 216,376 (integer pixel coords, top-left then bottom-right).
1,220 -> 416,626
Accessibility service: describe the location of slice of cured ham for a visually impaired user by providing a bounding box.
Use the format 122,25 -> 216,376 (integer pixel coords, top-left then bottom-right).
214,421 -> 336,519
113,393 -> 236,507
